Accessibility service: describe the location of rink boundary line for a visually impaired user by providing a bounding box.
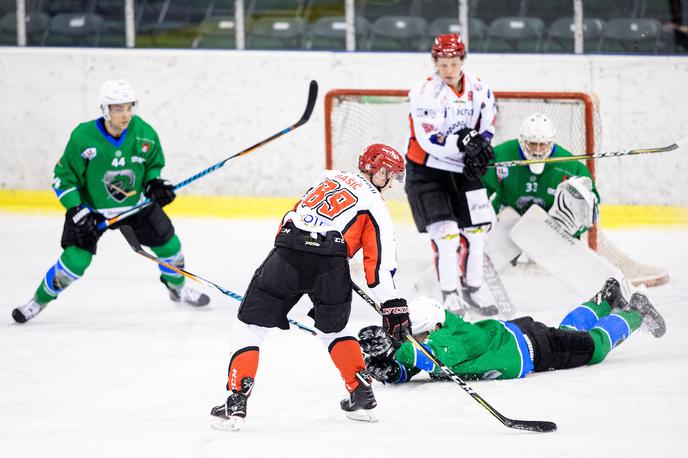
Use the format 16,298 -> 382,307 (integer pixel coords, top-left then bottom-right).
0,190 -> 686,228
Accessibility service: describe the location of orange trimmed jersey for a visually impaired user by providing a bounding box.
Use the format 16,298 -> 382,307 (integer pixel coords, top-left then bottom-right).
281,170 -> 400,303
407,72 -> 496,173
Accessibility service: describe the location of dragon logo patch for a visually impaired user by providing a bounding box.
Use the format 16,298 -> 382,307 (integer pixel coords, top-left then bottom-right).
103,169 -> 136,202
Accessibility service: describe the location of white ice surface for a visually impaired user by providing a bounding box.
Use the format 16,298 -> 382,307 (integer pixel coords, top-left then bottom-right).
1,213 -> 686,458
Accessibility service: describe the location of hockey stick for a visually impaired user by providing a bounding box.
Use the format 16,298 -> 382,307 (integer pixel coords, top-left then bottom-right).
97,80 -> 319,231
119,225 -> 317,336
490,137 -> 687,168
482,254 -> 516,319
351,281 -> 557,433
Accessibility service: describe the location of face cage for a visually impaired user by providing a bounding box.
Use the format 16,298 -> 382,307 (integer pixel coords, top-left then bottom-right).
522,141 -> 554,161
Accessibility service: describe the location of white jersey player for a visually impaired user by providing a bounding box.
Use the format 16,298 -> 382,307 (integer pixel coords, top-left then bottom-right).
210,144 -> 410,431
404,33 -> 498,317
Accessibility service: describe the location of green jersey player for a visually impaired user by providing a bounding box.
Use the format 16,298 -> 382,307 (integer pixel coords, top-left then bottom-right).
482,113 -> 600,237
12,80 -> 209,323
359,278 -> 665,383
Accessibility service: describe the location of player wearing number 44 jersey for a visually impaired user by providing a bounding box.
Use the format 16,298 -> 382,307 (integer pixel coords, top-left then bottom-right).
405,33 -> 498,318
210,144 -> 412,431
11,80 -> 209,324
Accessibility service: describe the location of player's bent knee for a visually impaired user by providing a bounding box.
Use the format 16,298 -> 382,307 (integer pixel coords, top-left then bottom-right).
61,245 -> 93,275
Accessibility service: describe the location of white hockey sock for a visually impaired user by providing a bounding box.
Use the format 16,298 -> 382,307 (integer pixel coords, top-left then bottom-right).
461,226 -> 487,288
427,220 -> 461,292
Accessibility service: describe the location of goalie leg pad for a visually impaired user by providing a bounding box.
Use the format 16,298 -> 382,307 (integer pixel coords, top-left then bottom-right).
427,220 -> 461,291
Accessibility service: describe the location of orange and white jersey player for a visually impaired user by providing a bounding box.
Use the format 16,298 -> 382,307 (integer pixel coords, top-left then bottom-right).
210,143 -> 411,432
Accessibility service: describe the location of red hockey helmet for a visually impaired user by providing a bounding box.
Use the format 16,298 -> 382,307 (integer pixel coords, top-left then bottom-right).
431,33 -> 466,59
358,143 -> 405,182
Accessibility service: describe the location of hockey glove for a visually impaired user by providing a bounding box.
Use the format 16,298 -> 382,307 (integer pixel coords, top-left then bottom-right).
380,298 -> 411,342
457,128 -> 494,181
144,178 -> 176,207
365,356 -> 403,384
358,325 -> 399,358
66,205 -> 105,248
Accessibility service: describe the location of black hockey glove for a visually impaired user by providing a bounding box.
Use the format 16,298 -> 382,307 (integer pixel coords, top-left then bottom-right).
380,298 -> 411,342
144,178 -> 176,207
457,128 -> 494,181
358,325 -> 399,358
365,356 -> 402,384
66,205 -> 105,248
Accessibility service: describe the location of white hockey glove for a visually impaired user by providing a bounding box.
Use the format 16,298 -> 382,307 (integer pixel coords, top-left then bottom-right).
548,176 -> 598,236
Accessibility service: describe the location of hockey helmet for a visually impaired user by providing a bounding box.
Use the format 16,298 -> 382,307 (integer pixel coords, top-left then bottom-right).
100,79 -> 137,121
408,297 -> 445,335
518,112 -> 556,175
358,143 -> 405,183
431,33 -> 466,59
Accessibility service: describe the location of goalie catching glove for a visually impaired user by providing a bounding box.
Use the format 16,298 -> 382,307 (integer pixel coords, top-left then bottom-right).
380,298 -> 411,342
457,128 -> 495,181
144,178 -> 176,207
548,176 -> 599,237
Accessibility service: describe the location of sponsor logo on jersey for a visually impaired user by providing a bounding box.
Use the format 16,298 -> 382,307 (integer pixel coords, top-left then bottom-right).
496,165 -> 509,180
80,147 -> 97,160
103,169 -> 136,203
422,123 -> 436,134
415,107 -> 436,118
430,133 -> 447,146
131,156 -> 146,164
454,107 -> 475,116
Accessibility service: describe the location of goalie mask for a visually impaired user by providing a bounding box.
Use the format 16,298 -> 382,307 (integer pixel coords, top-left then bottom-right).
408,297 -> 445,335
358,143 -> 405,187
518,113 -> 556,175
100,79 -> 137,121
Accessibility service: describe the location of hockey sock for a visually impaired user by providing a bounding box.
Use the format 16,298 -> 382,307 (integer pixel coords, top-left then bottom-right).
34,246 -> 92,305
460,226 -> 486,288
150,235 -> 184,288
226,321 -> 268,391
587,311 -> 642,365
327,337 -> 366,393
427,220 -> 461,291
559,300 -> 612,331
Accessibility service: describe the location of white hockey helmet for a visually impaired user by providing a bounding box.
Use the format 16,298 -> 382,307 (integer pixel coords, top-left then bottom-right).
518,112 -> 556,175
100,79 -> 137,121
409,297 -> 445,335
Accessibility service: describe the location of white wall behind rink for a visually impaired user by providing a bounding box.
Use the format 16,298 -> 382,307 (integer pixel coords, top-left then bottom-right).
1,47 -> 686,206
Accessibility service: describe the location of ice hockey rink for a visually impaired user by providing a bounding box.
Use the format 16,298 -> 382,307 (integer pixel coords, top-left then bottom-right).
1,212 -> 686,458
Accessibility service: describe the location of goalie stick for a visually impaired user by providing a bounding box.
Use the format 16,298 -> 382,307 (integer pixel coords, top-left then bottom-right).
351,281 -> 557,433
119,225 -> 317,336
489,137 -> 687,168
97,80 -> 319,231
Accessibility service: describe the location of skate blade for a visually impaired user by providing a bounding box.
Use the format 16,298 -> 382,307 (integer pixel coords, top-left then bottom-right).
344,409 -> 378,423
210,415 -> 244,431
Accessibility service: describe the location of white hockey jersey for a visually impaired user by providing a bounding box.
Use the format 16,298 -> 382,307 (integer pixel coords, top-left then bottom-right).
281,170 -> 400,303
407,72 -> 496,173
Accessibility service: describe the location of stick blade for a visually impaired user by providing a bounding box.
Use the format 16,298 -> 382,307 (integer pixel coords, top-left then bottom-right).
296,80 -> 318,126
506,419 -> 558,433
119,225 -> 143,252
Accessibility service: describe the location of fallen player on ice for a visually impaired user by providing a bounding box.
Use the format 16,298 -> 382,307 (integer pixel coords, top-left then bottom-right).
360,278 -> 665,383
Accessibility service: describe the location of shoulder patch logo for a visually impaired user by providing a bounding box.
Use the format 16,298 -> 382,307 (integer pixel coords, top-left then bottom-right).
141,143 -> 150,153
80,147 -> 97,160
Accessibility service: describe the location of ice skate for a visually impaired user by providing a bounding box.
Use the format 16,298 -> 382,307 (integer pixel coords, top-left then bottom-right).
164,280 -> 210,307
441,290 -> 466,318
340,371 -> 377,422
460,286 -> 499,316
12,297 -> 46,324
210,377 -> 253,431
626,288 -> 666,338
591,277 -> 627,311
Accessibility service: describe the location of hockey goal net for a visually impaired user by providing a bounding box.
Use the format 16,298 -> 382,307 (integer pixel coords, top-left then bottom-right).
324,89 -> 668,287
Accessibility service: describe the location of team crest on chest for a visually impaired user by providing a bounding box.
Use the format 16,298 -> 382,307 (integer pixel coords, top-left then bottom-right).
80,147 -> 97,160
103,169 -> 136,202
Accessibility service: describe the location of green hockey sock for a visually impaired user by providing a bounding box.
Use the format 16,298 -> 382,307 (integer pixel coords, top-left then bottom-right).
34,246 -> 93,305
150,235 -> 184,288
588,311 -> 642,365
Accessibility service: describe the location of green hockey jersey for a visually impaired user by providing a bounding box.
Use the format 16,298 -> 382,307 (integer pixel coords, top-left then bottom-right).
52,115 -> 164,215
395,311 -> 533,380
481,139 -> 599,215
